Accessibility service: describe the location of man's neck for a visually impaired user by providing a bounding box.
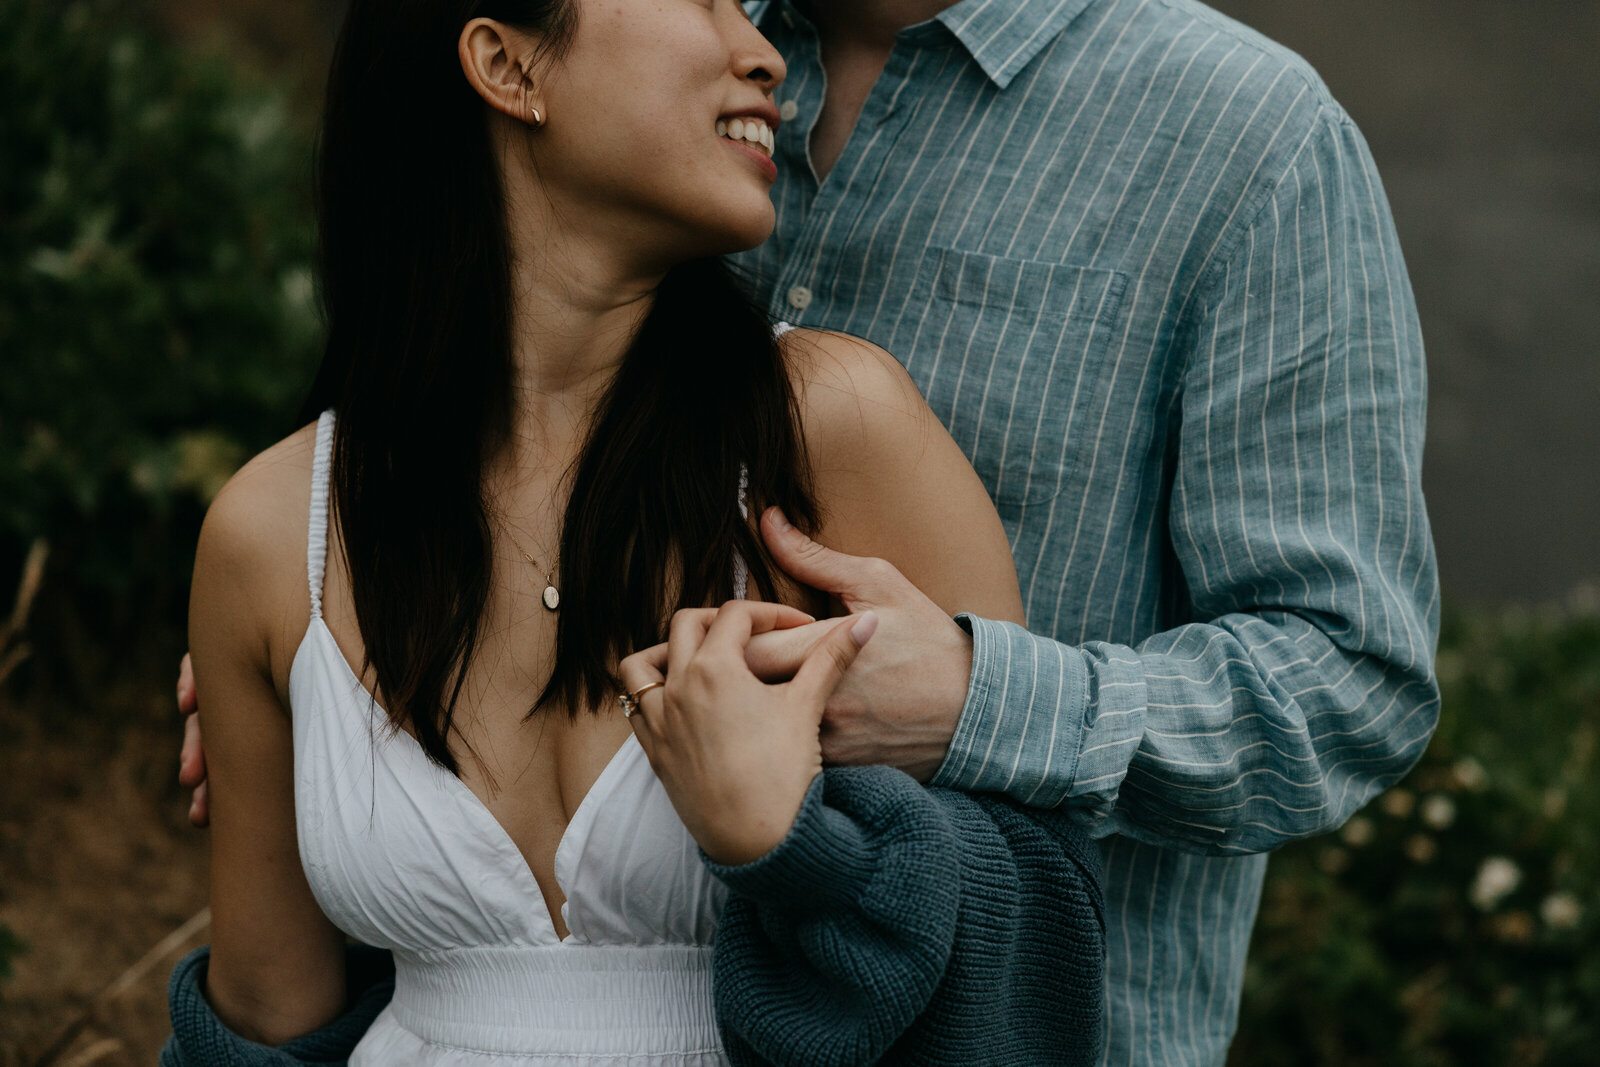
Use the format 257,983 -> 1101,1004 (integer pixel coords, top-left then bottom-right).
795,0 -> 961,181
802,0 -> 962,47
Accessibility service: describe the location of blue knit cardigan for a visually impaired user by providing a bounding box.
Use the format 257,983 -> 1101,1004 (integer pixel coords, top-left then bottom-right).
164,765 -> 1105,1066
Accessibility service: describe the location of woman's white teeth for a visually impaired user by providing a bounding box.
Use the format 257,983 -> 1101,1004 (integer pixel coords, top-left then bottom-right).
717,117 -> 774,155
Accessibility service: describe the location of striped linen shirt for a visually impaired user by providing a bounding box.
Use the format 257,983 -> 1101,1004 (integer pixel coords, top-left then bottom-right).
734,0 -> 1440,1062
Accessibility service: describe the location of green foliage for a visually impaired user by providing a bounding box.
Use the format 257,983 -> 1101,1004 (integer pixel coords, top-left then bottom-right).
1235,602 -> 1600,1067
0,0 -> 318,655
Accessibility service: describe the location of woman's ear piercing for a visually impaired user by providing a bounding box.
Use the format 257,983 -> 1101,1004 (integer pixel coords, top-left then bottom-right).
529,105 -> 545,129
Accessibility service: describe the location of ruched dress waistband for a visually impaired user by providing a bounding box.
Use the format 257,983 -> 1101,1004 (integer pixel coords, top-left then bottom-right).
385,944 -> 724,1059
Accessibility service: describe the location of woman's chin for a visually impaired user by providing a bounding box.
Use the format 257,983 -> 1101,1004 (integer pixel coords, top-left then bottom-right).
632,196 -> 776,268
711,203 -> 778,256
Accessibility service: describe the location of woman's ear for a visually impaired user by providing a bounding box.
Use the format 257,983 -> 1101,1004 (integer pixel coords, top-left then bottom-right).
459,18 -> 546,127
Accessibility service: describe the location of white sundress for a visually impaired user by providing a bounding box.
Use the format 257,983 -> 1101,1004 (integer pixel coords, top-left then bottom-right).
290,410 -> 734,1065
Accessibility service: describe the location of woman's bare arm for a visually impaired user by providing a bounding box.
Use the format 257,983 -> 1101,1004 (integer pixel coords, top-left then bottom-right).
730,330 -> 1027,778
188,439 -> 347,1044
786,328 -> 1025,628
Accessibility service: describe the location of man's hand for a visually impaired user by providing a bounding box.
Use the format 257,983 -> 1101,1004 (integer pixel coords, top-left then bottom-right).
753,507 -> 973,782
177,652 -> 209,827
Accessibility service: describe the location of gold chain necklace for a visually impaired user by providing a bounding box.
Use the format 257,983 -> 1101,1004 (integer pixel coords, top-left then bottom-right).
502,526 -> 561,612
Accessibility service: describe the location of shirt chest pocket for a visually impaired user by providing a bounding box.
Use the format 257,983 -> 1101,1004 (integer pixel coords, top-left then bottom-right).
891,248 -> 1129,508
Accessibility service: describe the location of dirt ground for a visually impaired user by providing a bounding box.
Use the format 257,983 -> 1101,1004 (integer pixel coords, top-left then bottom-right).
0,698 -> 209,1067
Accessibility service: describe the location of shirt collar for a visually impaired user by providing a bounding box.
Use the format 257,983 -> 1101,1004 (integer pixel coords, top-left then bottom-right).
936,0 -> 1098,88
757,0 -> 1093,91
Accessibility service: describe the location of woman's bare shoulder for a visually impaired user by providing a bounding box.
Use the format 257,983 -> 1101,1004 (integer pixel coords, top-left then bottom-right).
778,328 -> 935,475
778,329 -> 1024,623
193,422 -> 321,655
202,423 -> 318,561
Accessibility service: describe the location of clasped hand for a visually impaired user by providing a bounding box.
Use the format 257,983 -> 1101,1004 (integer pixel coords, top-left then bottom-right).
618,602 -> 877,867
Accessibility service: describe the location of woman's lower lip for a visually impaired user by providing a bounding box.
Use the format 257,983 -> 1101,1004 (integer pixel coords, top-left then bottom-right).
723,137 -> 778,181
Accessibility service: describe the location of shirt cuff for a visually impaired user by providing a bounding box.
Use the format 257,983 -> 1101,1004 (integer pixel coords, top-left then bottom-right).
930,614 -> 1091,809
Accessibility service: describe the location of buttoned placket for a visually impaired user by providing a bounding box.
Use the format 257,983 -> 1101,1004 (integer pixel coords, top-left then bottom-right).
758,7 -> 937,328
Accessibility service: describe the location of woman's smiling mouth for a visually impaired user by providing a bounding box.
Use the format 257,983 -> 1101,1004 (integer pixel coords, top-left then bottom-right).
717,116 -> 774,157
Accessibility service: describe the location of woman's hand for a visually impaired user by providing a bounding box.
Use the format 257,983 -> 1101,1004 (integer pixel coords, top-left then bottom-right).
618,602 -> 877,866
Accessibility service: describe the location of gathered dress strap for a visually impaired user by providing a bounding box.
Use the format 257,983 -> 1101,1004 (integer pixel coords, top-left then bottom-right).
732,463 -> 750,601
307,409 -> 336,620
730,321 -> 793,602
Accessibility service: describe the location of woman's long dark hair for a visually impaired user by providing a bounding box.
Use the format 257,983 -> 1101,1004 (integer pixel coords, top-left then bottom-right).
301,0 -> 818,774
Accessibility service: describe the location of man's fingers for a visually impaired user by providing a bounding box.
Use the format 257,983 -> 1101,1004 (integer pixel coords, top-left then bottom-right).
666,602 -> 813,681
189,780 -> 209,828
788,611 -> 877,710
178,653 -> 208,827
177,653 -> 196,715
178,713 -> 206,788
745,618 -> 836,681
699,601 -> 813,663
761,508 -> 885,608
755,603 -> 818,632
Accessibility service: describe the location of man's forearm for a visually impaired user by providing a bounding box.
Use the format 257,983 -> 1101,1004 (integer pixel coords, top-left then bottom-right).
933,609 -> 1438,854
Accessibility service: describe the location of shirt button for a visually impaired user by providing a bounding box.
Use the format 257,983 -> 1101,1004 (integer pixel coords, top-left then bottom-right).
786,285 -> 813,311
779,99 -> 799,122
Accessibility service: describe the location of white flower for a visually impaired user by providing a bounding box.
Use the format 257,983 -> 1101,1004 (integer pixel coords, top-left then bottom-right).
1470,857 -> 1523,911
1421,795 -> 1456,830
1541,893 -> 1583,930
1451,758 -> 1487,792
1341,816 -> 1376,847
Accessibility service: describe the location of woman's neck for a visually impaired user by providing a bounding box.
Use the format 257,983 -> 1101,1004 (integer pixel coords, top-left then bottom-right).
498,184 -> 663,460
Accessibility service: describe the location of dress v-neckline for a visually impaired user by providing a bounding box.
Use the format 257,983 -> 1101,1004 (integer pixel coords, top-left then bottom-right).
301,616 -> 637,943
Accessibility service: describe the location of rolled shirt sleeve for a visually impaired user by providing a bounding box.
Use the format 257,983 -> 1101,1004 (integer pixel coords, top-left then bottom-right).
933,106 -> 1440,855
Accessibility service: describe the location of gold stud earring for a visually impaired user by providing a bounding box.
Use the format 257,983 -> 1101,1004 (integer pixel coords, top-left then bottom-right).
529,105 -> 545,129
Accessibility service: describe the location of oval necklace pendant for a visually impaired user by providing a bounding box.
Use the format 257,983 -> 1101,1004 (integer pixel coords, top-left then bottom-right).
542,585 -> 561,611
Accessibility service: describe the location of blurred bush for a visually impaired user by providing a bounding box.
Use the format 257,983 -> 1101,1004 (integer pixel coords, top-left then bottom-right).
0,922 -> 22,984
1234,600 -> 1600,1067
0,0 -> 318,689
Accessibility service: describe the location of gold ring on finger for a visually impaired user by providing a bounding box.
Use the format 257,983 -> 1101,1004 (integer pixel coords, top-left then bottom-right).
618,681 -> 664,718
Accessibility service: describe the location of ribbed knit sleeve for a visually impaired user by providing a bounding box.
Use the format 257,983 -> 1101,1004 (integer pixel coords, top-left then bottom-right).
160,944 -> 394,1067
706,765 -> 1105,1066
